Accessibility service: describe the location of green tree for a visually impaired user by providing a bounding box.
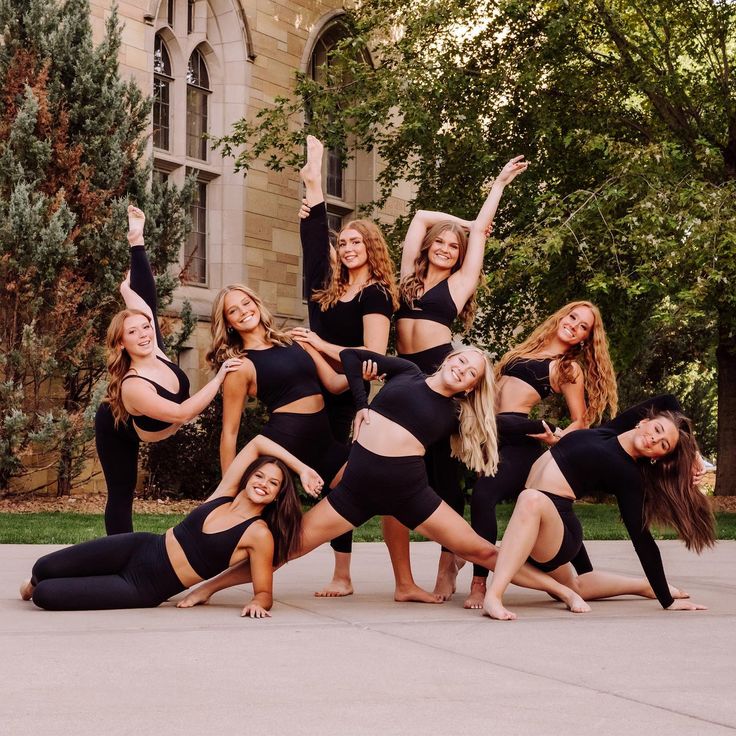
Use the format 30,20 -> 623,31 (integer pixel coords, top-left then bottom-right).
0,0 -> 193,494
218,0 -> 735,493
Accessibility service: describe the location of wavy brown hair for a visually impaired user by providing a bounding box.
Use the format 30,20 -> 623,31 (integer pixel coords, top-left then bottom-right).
312,219 -> 399,311
103,308 -> 153,427
496,300 -> 618,424
235,456 -> 303,567
207,284 -> 292,368
400,222 -> 476,331
640,411 -> 715,554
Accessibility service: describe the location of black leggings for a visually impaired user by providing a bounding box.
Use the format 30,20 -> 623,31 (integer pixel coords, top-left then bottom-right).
527,492 -> 584,572
31,533 -> 185,610
399,344 -> 463,552
261,410 -> 352,553
98,246 -> 162,535
327,444 -> 443,529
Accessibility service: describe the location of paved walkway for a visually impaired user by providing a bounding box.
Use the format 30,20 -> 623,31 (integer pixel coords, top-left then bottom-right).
2,541 -> 735,735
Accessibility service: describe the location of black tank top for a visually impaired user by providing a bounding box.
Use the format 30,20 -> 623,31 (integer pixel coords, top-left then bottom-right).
246,342 -> 322,413
122,357 -> 191,432
395,279 -> 457,328
502,358 -> 553,399
172,497 -> 263,580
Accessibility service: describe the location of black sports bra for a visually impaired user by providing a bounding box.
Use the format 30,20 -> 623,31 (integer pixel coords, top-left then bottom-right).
246,342 -> 322,413
172,497 -> 263,580
123,356 -> 191,432
395,279 -> 457,328
502,358 -> 554,399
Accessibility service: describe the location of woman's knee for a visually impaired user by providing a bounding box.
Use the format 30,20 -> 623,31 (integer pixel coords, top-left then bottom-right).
515,488 -> 546,515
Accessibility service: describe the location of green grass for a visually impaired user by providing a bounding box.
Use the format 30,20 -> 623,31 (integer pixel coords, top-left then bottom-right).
2,503 -> 736,544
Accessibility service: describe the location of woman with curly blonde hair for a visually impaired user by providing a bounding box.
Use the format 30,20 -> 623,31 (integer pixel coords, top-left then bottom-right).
464,300 -> 618,609
290,136 -> 399,597
97,207 -> 241,535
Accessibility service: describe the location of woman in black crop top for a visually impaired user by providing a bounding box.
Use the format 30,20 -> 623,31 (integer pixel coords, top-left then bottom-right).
465,300 -> 619,608
285,135 -> 399,597
389,156 -> 530,603
178,348 -> 592,617
96,207 -> 243,535
483,395 -> 715,620
22,437 -> 320,613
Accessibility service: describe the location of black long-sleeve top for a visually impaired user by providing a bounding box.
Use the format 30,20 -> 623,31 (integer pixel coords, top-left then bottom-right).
339,349 -> 459,449
551,394 -> 682,608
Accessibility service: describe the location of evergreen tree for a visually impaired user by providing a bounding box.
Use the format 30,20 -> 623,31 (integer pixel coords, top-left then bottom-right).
0,0 -> 194,494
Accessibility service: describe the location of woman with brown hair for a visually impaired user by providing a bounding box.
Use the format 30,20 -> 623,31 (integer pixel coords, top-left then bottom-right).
464,300 -> 618,608
96,206 -> 242,535
483,395 -> 714,620
288,135 -> 399,596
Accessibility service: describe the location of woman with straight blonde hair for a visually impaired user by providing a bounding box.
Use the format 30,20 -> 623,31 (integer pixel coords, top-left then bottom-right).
179,347 -> 593,618
464,300 -> 618,608
96,207 -> 242,535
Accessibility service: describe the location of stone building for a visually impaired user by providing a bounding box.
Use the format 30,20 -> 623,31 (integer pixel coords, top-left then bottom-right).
90,0 -> 410,391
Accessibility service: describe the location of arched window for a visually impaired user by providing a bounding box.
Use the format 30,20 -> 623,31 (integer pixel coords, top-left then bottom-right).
184,178 -> 208,284
153,35 -> 172,150
186,48 -> 210,161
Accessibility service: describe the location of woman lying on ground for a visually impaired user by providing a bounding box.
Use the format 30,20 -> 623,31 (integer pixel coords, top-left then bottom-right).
21,438 -> 321,614
178,348 -> 591,616
464,300 -> 618,608
483,395 -> 715,620
97,206 -> 242,535
291,134 -> 399,597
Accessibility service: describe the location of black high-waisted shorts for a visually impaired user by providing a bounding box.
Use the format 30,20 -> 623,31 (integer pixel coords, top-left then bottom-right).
527,491 -> 583,572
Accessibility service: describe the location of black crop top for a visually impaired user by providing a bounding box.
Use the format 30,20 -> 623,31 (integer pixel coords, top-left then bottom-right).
550,394 -> 682,608
173,496 -> 263,580
123,356 -> 191,433
246,342 -> 322,413
340,349 -> 459,448
502,358 -> 554,399
395,279 -> 457,329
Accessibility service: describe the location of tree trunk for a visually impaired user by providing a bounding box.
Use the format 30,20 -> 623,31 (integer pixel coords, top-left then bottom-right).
714,314 -> 736,496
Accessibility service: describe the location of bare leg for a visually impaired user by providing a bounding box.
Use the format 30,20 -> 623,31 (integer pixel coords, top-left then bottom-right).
179,499 -> 355,608
416,499 -> 589,620
300,136 -> 325,206
575,570 -> 689,601
433,550 -> 465,601
382,515 -> 442,604
314,551 -> 354,597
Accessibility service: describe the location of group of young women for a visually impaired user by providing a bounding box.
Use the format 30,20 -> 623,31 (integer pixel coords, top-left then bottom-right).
21,137 -> 715,620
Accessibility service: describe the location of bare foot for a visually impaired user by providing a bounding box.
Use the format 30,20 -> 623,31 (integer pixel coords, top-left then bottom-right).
433,550 -> 461,601
314,578 -> 354,597
463,577 -> 487,609
300,135 -> 323,183
640,583 -> 688,600
19,580 -> 34,601
482,593 -> 517,620
127,204 -> 145,246
560,589 -> 591,614
394,583 -> 443,604
176,587 -> 212,608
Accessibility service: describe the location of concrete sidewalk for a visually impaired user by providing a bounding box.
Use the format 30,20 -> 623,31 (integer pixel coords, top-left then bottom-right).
2,541 -> 735,735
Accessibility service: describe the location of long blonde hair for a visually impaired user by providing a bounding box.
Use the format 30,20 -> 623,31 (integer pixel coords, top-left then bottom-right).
312,219 -> 400,311
496,300 -> 618,424
207,284 -> 292,368
441,347 -> 499,476
400,222 -> 477,331
103,308 -> 152,427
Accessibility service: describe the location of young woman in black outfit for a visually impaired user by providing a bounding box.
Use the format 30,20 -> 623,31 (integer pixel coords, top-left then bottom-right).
483,395 -> 715,619
178,348 -> 591,616
290,135 -> 399,597
464,300 -> 619,608
21,438 -> 322,614
96,206 -> 242,535
388,155 -> 529,602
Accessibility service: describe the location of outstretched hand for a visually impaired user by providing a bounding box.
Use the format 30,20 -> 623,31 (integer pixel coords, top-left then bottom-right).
241,602 -> 271,619
217,358 -> 244,381
667,599 -> 707,611
495,155 -> 529,187
298,198 -> 311,220
527,421 -> 559,446
300,466 -> 324,498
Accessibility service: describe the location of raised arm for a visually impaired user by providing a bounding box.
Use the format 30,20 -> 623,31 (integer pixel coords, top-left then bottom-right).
298,342 -> 349,394
604,395 -> 682,436
339,349 -> 420,409
220,364 -> 253,473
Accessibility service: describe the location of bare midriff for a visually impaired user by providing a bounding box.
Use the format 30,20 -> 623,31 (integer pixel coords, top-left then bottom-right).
133,423 -> 182,443
396,318 -> 452,356
272,394 -> 325,414
495,375 -> 545,415
355,411 -> 425,457
525,452 -> 576,500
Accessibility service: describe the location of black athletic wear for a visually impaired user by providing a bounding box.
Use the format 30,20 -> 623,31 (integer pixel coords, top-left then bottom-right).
527,492 -> 584,572
398,343 -> 453,375
172,497 -> 262,580
502,358 -> 554,399
123,357 -> 190,433
395,279 -> 457,328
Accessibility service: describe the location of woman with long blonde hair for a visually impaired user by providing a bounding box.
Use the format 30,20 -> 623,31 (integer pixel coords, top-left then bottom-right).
289,135 -> 399,597
483,395 -> 714,620
386,155 -> 529,603
179,347 -> 594,619
96,207 -> 241,535
464,300 -> 618,608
